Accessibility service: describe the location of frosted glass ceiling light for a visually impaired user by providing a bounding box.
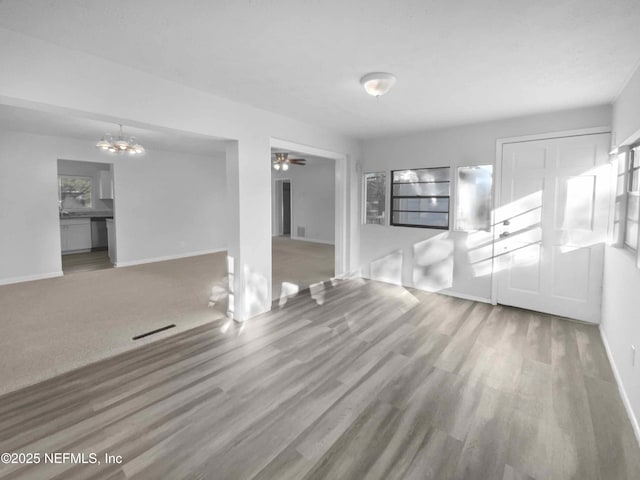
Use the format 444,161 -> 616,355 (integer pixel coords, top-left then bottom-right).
360,72 -> 396,97
96,124 -> 145,155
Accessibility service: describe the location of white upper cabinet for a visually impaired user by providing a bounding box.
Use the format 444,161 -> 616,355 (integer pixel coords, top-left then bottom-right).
99,170 -> 114,199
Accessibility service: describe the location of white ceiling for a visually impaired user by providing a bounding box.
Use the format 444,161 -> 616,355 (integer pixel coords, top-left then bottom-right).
1,0 -> 639,138
0,104 -> 226,156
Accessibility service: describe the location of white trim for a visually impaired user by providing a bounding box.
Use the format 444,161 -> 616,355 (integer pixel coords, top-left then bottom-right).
359,272 -> 492,304
619,128 -> 640,148
492,126 -> 612,304
0,271 -> 63,286
115,248 -> 225,267
613,57 -> 640,103
270,137 -> 348,278
290,235 -> 335,245
436,289 -> 492,304
335,270 -> 359,279
61,249 -> 92,256
496,126 -> 611,146
599,326 -> 640,447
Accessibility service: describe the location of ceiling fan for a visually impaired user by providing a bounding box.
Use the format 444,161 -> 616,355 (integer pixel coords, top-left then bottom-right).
272,152 -> 306,171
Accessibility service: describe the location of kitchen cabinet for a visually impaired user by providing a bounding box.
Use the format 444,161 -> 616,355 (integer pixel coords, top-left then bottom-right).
99,170 -> 114,199
60,218 -> 91,254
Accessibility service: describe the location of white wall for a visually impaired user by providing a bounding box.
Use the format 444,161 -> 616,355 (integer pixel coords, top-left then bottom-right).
272,159 -> 335,244
0,27 -> 360,319
359,104 -> 612,300
0,130 -> 226,283
602,65 -> 640,440
113,147 -> 226,265
0,132 -> 61,283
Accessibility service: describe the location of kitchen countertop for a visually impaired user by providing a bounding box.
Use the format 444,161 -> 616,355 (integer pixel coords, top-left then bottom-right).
60,211 -> 114,219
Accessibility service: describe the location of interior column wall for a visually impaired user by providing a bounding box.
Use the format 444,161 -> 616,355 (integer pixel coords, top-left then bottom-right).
226,137 -> 273,321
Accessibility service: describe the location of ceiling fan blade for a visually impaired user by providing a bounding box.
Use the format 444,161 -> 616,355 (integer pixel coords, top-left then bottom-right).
290,159 -> 306,165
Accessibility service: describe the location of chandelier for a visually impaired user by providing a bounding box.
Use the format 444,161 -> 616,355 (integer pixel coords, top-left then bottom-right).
96,124 -> 145,155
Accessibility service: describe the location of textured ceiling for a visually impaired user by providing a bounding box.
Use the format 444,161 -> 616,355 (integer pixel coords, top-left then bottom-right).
0,0 -> 639,138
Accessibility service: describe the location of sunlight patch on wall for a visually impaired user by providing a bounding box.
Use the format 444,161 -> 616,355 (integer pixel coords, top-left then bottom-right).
370,250 -> 403,285
244,263 -> 268,319
412,233 -> 453,291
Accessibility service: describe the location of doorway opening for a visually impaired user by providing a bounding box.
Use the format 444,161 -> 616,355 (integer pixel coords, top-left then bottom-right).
274,179 -> 292,237
271,149 -> 336,302
58,159 -> 115,274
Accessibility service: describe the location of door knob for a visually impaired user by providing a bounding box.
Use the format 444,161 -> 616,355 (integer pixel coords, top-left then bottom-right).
499,231 -> 510,238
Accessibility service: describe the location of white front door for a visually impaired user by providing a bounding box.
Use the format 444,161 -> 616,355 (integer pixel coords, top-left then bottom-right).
495,133 -> 611,323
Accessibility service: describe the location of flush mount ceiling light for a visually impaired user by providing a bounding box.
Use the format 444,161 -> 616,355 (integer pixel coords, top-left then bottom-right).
272,152 -> 307,171
360,72 -> 396,97
96,124 -> 145,155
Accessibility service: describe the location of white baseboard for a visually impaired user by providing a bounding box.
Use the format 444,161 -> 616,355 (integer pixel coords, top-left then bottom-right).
0,271 -> 63,286
116,248 -> 226,267
437,289 -> 493,304
599,326 -> 640,447
61,249 -> 91,256
336,271 -> 360,279
358,273 -> 492,304
290,235 -> 335,245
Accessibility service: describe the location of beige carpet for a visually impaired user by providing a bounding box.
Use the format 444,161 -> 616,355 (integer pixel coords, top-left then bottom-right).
0,253 -> 228,395
271,236 -> 335,300
0,238 -> 334,395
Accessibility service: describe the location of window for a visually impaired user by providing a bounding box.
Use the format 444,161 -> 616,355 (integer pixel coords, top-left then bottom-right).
625,146 -> 640,250
363,172 -> 386,225
390,167 -> 450,229
59,175 -> 93,210
455,165 -> 493,232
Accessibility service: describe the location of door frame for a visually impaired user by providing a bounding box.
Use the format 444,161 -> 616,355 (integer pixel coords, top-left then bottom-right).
273,177 -> 293,236
490,125 -> 612,306
270,137 -> 349,277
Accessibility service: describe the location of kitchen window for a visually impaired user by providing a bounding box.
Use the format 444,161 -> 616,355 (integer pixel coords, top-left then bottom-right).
59,175 -> 93,210
390,167 -> 450,229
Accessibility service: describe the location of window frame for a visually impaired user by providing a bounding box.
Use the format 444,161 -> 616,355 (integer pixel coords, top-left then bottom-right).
624,146 -> 640,252
454,164 -> 493,232
612,143 -> 640,270
58,174 -> 94,211
390,167 -> 451,230
362,171 -> 387,226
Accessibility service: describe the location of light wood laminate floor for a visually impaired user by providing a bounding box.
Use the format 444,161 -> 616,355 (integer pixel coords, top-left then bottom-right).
0,279 -> 638,480
62,251 -> 113,274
